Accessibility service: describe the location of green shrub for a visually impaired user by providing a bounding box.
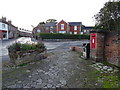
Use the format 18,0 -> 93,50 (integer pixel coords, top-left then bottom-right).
8,42 -> 46,52
37,33 -> 90,39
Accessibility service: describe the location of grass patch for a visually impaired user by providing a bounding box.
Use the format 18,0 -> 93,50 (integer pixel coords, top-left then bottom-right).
18,63 -> 28,67
103,75 -> 120,88
8,42 -> 46,52
93,69 -> 120,88
89,67 -> 120,88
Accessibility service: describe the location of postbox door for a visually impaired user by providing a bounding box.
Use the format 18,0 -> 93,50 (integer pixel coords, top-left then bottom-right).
91,33 -> 96,48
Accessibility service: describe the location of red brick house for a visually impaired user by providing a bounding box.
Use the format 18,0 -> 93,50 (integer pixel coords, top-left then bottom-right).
68,22 -> 82,34
57,20 -> 68,34
32,22 -> 46,39
32,22 -> 46,34
44,22 -> 57,33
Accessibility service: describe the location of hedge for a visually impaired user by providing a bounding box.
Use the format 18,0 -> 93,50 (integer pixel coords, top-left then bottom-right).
37,33 -> 90,39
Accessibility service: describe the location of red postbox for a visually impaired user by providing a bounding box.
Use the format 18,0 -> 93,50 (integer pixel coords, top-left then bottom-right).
91,33 -> 96,48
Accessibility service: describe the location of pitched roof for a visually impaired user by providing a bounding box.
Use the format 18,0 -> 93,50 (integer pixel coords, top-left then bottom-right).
68,22 -> 82,26
44,22 -> 57,27
82,26 -> 94,30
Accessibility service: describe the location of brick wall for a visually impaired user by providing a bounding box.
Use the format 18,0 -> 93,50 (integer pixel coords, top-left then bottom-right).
90,30 -> 120,67
0,30 -> 3,40
105,32 -> 120,66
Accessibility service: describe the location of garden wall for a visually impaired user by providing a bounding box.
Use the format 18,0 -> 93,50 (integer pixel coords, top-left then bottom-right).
104,31 -> 120,67
90,30 -> 120,67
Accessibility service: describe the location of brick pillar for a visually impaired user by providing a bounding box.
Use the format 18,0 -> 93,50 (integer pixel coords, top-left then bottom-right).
90,30 -> 105,62
96,33 -> 105,61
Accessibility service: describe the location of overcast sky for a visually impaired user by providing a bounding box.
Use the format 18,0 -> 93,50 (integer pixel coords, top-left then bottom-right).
0,0 -> 109,31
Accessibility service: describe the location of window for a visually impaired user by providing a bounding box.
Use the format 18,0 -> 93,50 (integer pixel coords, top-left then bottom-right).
59,31 -> 66,34
50,31 -> 53,33
70,32 -> 72,34
61,24 -> 64,30
50,26 -> 53,29
50,26 -> 53,30
84,30 -> 86,33
37,29 -> 41,33
74,26 -> 77,30
2,24 -> 6,29
81,32 -> 83,35
46,27 -> 49,30
74,32 -> 77,34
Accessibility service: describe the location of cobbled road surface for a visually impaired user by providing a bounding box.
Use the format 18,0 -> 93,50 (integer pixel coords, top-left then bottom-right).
2,42 -> 102,88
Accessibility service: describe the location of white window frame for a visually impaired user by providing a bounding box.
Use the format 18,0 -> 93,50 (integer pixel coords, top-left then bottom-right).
50,26 -> 53,28
59,31 -> 66,34
74,32 -> 77,34
74,26 -> 77,30
84,30 -> 87,33
2,24 -> 6,29
61,24 -> 64,30
70,32 -> 72,34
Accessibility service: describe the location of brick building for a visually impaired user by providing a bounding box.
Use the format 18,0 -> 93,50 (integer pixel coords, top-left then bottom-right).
44,22 -> 57,33
8,20 -> 19,39
32,20 -> 83,35
0,17 -> 19,40
82,26 -> 94,35
32,22 -> 46,38
68,22 -> 82,34
57,20 -> 69,34
0,17 -> 9,40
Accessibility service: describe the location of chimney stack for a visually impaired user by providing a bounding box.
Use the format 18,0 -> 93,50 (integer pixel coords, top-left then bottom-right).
8,20 -> 12,24
2,17 -> 6,22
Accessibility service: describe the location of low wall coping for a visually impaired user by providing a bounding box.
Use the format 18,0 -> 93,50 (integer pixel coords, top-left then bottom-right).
90,29 -> 108,33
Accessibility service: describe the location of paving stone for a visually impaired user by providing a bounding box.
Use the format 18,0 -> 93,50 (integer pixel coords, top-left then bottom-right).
28,75 -> 32,78
37,69 -> 44,73
98,65 -> 102,69
3,41 -> 120,88
103,66 -> 108,70
15,83 -> 23,88
36,79 -> 42,84
23,86 -> 31,88
60,79 -> 67,85
26,70 -> 31,73
40,83 -> 47,87
7,84 -> 16,88
35,84 -> 41,88
17,80 -> 22,83
107,67 -> 113,71
46,84 -> 52,88
98,79 -> 103,82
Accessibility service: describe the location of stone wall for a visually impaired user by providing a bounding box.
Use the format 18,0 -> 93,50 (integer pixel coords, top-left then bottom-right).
9,50 -> 47,66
